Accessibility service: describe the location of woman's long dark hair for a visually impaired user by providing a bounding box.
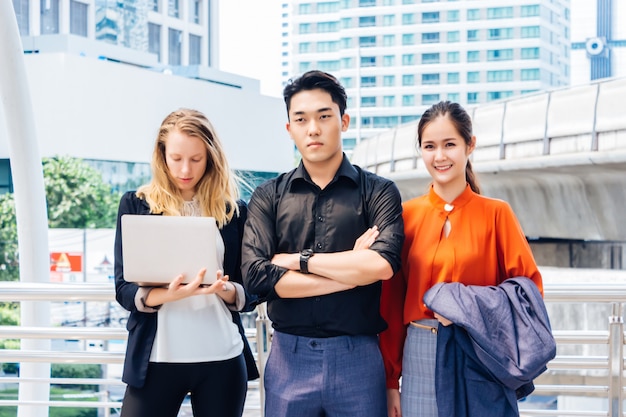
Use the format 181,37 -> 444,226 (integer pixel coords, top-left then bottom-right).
417,101 -> 480,194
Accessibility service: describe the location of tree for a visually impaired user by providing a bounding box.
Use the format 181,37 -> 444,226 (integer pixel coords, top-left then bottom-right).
0,193 -> 18,281
43,156 -> 120,229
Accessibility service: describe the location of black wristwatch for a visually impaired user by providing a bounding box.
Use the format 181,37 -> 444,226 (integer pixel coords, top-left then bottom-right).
300,249 -> 314,274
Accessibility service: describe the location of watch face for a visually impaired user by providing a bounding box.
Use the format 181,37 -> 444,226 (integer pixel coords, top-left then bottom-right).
301,249 -> 314,257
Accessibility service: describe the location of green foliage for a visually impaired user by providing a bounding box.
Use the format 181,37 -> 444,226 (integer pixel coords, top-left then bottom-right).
0,387 -> 98,417
0,194 -> 18,281
43,156 -> 120,229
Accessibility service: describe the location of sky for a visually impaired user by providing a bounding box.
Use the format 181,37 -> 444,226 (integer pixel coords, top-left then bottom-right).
218,0 -> 284,98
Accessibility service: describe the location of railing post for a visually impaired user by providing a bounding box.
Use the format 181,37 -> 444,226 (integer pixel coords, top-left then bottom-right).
255,303 -> 271,417
607,302 -> 624,417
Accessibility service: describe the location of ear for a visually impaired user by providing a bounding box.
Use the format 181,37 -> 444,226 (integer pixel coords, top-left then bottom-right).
468,135 -> 477,154
286,122 -> 293,139
341,113 -> 350,132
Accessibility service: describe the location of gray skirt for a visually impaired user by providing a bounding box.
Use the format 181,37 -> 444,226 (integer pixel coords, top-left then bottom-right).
401,319 -> 439,417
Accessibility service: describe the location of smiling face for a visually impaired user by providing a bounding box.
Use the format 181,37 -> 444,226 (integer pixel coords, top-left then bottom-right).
164,129 -> 208,201
420,115 -> 475,195
286,88 -> 349,170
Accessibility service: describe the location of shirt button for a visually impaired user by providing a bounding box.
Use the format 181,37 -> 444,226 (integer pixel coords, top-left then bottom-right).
318,216 -> 324,222
315,297 -> 321,302
316,243 -> 322,250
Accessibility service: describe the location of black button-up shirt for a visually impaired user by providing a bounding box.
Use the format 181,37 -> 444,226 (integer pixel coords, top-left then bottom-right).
242,155 -> 404,337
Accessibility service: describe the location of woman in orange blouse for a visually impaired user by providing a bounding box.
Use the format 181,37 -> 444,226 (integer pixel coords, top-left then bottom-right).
379,101 -> 543,417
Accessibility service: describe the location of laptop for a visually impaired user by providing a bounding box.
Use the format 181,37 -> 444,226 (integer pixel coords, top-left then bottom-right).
121,214 -> 220,286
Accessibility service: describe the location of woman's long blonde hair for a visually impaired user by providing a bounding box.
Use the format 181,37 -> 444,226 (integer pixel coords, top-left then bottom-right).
137,108 -> 241,227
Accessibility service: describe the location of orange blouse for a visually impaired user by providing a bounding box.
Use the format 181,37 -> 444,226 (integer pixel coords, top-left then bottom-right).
379,184 -> 543,389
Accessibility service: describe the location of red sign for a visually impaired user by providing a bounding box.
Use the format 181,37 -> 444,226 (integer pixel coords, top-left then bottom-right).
50,252 -> 83,273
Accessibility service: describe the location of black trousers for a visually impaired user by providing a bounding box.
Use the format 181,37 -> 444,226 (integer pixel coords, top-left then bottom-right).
120,354 -> 247,417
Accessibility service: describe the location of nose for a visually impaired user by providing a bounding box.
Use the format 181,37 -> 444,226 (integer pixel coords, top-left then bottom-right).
181,160 -> 192,175
434,146 -> 445,160
307,119 -> 321,136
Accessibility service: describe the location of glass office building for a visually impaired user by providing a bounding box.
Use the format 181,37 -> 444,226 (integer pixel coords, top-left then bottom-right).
281,0 -> 571,150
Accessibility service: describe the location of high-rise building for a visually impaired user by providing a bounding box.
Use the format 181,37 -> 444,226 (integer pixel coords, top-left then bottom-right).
570,0 -> 626,85
11,0 -> 218,67
282,0 -> 571,150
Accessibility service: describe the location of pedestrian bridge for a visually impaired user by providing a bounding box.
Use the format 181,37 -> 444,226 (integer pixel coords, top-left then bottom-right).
351,76 -> 626,242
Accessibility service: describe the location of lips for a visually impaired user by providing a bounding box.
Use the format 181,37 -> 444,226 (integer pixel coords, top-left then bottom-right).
435,165 -> 452,171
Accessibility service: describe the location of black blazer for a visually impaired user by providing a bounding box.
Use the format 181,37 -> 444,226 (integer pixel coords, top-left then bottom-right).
114,191 -> 259,388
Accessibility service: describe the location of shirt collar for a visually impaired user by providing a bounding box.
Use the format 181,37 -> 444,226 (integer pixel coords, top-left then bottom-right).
428,183 -> 474,215
289,153 -> 359,189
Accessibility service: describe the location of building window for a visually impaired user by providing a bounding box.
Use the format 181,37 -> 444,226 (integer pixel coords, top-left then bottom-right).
487,7 -> 513,19
402,74 -> 415,86
299,62 -> 312,73
447,92 -> 460,102
361,97 -> 377,107
340,37 -> 352,48
521,68 -> 540,80
487,91 -> 514,101
521,5 -> 540,17
168,0 -> 180,18
467,30 -> 479,42
359,36 -> 377,47
340,57 -> 353,69
467,9 -> 480,20
317,22 -> 339,32
299,23 -> 312,34
383,55 -> 395,66
422,73 -> 440,85
340,77 -> 353,88
13,0 -> 29,35
521,26 -> 541,38
70,1 -> 88,37
383,15 -> 395,26
318,60 -> 340,71
383,35 -> 395,46
318,1 -> 339,12
422,94 -> 440,105
447,31 -> 460,43
359,0 -> 376,6
402,95 -> 415,106
401,115 -> 420,124
299,3 -> 312,14
360,56 -> 376,67
521,47 -> 540,59
148,23 -> 161,61
422,53 -> 439,64
383,96 -> 395,107
149,0 -> 159,12
341,17 -> 352,29
359,16 -> 376,27
467,92 -> 479,104
361,76 -> 376,87
402,13 -> 415,25
374,116 -> 399,128
422,32 -> 439,43
487,49 -> 513,61
447,72 -> 459,84
447,10 -> 459,22
403,54 -> 416,65
487,70 -> 513,82
488,28 -> 513,40
447,51 -> 459,63
299,42 -> 311,53
383,75 -> 395,86
168,28 -> 182,65
40,0 -> 59,34
467,71 -> 480,83
189,34 -> 201,65
189,0 -> 201,24
317,41 -> 339,52
467,50 -> 480,62
422,12 -> 439,23
403,34 -> 415,45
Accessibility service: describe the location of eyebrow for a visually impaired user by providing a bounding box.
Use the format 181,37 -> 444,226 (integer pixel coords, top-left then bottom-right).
291,107 -> 334,115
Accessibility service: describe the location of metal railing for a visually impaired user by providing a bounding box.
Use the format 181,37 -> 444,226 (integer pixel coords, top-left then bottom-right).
0,281 -> 624,417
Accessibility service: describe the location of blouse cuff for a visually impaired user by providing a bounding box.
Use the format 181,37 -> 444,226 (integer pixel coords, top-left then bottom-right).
227,282 -> 245,311
135,287 -> 162,312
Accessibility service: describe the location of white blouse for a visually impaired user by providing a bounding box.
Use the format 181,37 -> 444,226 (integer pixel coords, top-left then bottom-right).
147,199 -> 244,363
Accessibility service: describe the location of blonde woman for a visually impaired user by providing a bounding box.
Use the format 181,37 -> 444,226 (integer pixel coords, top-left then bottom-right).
114,109 -> 258,417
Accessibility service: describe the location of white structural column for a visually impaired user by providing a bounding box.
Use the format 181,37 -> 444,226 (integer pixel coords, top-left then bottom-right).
0,3 -> 51,417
